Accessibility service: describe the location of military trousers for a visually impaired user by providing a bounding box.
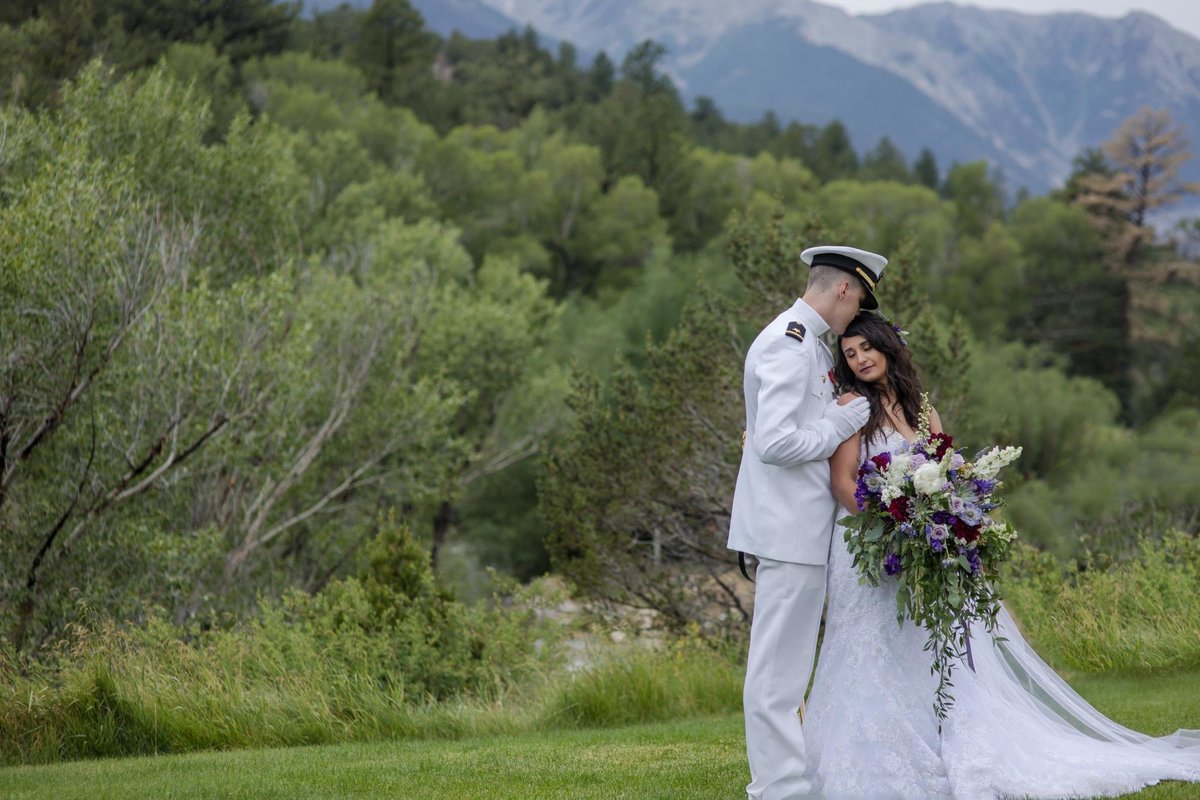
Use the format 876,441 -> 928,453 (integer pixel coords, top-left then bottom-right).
743,556 -> 827,800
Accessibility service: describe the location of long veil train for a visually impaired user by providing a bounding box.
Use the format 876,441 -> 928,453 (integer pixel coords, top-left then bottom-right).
937,603 -> 1200,798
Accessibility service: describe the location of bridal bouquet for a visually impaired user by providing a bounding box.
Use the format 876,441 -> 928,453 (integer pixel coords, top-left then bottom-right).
840,394 -> 1022,723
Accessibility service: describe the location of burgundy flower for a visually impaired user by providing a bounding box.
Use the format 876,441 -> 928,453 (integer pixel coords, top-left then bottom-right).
888,496 -> 910,522
929,432 -> 954,460
953,518 -> 979,543
871,453 -> 892,471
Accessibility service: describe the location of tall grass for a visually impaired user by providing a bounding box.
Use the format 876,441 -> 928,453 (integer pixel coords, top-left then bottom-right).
543,637 -> 743,728
7,529 -> 1197,767
0,613 -> 546,766
0,616 -> 743,766
1004,529 -> 1200,672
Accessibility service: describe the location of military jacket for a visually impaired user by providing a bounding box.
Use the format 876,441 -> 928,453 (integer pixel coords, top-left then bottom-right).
727,298 -> 846,565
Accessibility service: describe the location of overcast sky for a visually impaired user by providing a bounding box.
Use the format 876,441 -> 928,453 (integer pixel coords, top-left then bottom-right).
824,1 -> 1200,41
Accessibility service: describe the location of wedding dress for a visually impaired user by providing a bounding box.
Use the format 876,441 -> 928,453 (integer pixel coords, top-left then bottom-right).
803,428 -> 1200,799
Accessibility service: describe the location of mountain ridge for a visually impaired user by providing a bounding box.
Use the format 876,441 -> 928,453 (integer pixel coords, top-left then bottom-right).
478,0 -> 1200,192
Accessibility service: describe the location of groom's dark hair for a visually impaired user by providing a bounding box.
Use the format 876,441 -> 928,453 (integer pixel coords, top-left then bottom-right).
834,312 -> 924,447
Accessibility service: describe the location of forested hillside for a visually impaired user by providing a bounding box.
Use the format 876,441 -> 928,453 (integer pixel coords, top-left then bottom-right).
2,0 -> 1199,659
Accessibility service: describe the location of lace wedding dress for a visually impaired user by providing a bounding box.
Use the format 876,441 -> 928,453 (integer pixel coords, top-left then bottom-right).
803,429 -> 1200,799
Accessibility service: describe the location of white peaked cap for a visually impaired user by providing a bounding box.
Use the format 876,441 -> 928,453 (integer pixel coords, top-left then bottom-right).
800,245 -> 887,310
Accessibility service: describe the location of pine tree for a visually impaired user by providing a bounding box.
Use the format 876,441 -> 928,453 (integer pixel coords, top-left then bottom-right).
351,0 -> 434,107
913,147 -> 939,190
861,136 -> 911,183
811,120 -> 859,183
1074,107 -> 1200,418
584,50 -> 614,102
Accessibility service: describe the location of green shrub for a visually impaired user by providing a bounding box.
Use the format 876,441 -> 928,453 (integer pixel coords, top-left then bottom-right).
1003,410 -> 1200,560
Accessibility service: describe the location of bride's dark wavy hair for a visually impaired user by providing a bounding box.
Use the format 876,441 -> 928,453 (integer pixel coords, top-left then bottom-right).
834,312 -> 924,447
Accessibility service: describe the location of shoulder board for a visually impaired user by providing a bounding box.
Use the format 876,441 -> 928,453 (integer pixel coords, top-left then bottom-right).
785,321 -> 806,343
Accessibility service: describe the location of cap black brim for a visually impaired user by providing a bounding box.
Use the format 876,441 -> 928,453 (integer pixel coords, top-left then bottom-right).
808,259 -> 879,310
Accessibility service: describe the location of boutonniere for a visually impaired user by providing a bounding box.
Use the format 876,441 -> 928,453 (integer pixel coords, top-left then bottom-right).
827,369 -> 836,386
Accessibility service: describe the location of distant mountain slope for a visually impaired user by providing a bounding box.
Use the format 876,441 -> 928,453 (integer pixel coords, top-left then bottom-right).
304,0 -> 522,40
679,19 -> 1010,179
411,0 -> 523,39
480,0 -> 1200,193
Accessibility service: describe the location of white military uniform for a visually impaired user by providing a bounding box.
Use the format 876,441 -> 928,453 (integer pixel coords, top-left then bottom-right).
729,298 -> 853,800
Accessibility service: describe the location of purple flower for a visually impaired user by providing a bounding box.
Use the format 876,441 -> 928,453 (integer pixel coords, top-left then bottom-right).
932,511 -> 953,525
884,553 -> 902,576
949,495 -> 966,515
960,504 -> 984,526
854,480 -> 873,511
973,478 -> 997,495
899,522 -> 917,538
966,548 -> 982,575
926,525 -> 946,553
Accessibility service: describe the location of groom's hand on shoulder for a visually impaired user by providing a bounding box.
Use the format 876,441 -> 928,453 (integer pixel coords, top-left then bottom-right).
825,393 -> 870,440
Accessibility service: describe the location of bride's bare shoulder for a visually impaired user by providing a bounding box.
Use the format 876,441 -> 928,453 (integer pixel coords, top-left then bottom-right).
837,391 -> 862,406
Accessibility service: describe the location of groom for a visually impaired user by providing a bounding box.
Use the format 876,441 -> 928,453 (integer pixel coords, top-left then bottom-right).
729,245 -> 887,799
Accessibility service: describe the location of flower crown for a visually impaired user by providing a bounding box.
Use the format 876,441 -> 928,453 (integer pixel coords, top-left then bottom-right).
885,316 -> 909,347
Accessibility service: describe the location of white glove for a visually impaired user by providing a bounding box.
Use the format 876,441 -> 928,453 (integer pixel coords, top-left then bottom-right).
824,396 -> 870,441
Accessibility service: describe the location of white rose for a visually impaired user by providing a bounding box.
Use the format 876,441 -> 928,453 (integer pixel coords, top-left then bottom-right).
912,462 -> 944,496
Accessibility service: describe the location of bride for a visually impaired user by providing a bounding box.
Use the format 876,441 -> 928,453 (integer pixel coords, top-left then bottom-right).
802,311 -> 1200,799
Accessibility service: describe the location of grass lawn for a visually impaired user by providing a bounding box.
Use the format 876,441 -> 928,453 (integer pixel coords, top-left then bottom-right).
0,717 -> 746,800
3,671 -> 1199,800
